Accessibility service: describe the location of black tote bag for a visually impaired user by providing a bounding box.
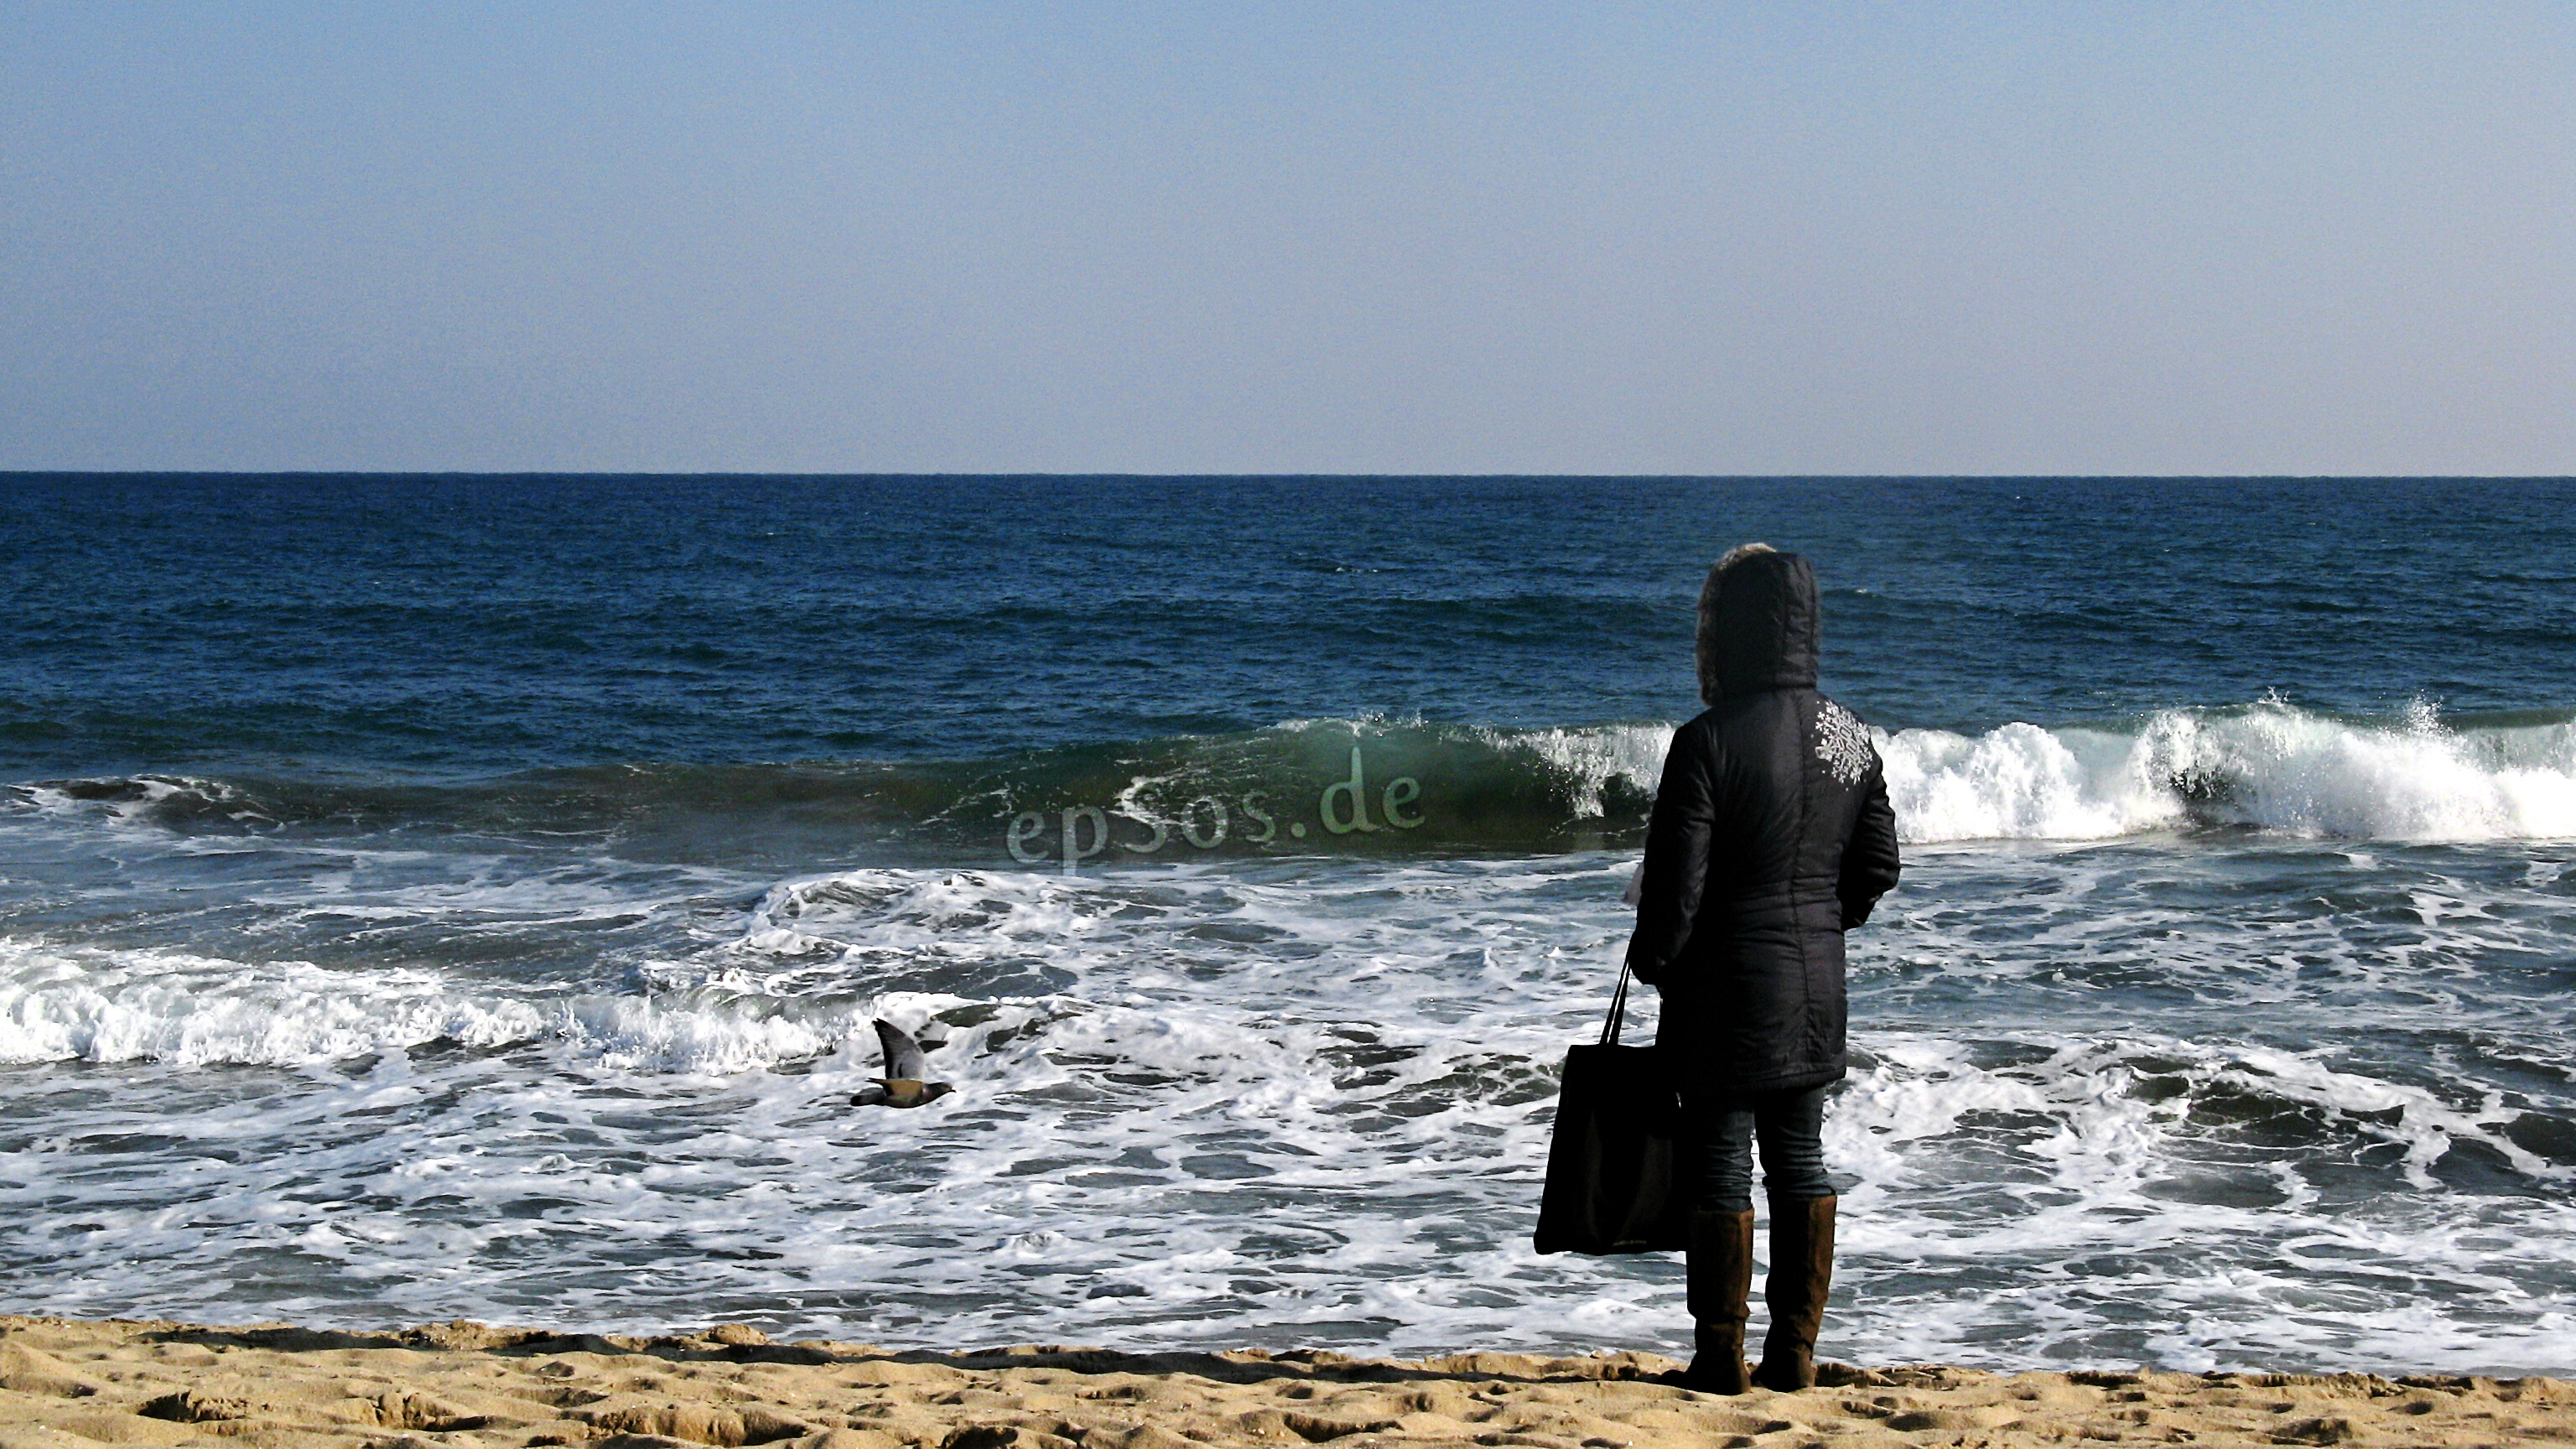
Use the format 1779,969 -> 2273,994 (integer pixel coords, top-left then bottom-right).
1532,963 -> 1694,1254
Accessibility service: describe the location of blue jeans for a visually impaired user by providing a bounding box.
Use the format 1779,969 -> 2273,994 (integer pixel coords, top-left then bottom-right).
1686,1082 -> 1834,1213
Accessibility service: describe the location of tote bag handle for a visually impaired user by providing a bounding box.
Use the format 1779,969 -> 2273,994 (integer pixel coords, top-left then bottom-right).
1600,959 -> 1634,1047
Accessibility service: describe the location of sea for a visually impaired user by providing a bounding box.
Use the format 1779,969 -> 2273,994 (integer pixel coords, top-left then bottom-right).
3,475 -> 2572,1375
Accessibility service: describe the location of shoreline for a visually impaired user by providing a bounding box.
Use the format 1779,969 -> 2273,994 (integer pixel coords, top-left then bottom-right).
3,1315 -> 2569,1449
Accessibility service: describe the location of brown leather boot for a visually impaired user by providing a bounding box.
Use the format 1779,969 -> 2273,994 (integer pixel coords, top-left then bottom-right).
1680,1208 -> 1755,1394
1754,1193 -> 1836,1390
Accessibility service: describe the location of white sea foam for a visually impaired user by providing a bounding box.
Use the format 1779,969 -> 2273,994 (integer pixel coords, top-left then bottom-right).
7,840 -> 2572,1373
0,938 -> 898,1072
1443,702 -> 2576,844
1484,723 -> 1675,817
0,943 -> 540,1066
1878,701 -> 2576,844
4,775 -> 277,833
1258,704 -> 2576,845
5,771 -> 2575,1374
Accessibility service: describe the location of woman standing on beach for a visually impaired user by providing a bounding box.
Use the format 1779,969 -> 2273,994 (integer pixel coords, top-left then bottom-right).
1628,544 -> 1903,1394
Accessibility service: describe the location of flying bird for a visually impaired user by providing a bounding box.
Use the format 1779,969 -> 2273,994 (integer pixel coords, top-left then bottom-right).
851,1017 -> 953,1109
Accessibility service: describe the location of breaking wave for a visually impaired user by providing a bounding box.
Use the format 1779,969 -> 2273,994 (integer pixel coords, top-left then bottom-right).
1883,699 -> 2576,844
0,938 -> 935,1072
6,702 -> 2572,854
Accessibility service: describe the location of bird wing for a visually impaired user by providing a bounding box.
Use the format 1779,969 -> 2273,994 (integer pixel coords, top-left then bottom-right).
873,1017 -> 929,1080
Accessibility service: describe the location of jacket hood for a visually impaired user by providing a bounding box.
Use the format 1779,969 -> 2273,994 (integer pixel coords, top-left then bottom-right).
1695,548 -> 1820,704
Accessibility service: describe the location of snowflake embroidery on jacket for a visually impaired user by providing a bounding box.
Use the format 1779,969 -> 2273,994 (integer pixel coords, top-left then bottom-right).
1813,699 -> 1873,786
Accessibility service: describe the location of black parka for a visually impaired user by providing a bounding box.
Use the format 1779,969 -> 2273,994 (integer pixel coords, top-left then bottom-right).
1627,549 -> 1902,1094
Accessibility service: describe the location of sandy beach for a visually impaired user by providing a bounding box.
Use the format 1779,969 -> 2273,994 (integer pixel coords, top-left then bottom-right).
2,1316 -> 2567,1449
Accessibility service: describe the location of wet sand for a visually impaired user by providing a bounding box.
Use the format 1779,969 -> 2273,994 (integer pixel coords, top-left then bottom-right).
2,1315 -> 2568,1449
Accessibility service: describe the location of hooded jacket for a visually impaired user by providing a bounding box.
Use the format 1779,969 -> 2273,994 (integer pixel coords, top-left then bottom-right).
1627,548 -> 1901,1094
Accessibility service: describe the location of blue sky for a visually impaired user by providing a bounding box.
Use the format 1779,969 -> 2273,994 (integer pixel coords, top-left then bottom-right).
3,3 -> 2569,474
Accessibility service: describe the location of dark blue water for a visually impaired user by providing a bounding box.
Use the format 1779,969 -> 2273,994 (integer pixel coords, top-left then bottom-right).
8,475 -> 2570,780
2,475 -> 2572,1374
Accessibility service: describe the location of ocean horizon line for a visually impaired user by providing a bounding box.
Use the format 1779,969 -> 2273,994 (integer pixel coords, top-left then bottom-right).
7,469 -> 2575,483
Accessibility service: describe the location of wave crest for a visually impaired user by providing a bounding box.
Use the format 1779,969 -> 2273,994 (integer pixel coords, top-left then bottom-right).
1884,700 -> 2576,844
10,704 -> 2573,853
0,939 -> 942,1072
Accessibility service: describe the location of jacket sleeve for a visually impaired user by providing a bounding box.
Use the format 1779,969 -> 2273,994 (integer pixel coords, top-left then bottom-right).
1626,724 -> 1715,984
1838,764 -> 1902,928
